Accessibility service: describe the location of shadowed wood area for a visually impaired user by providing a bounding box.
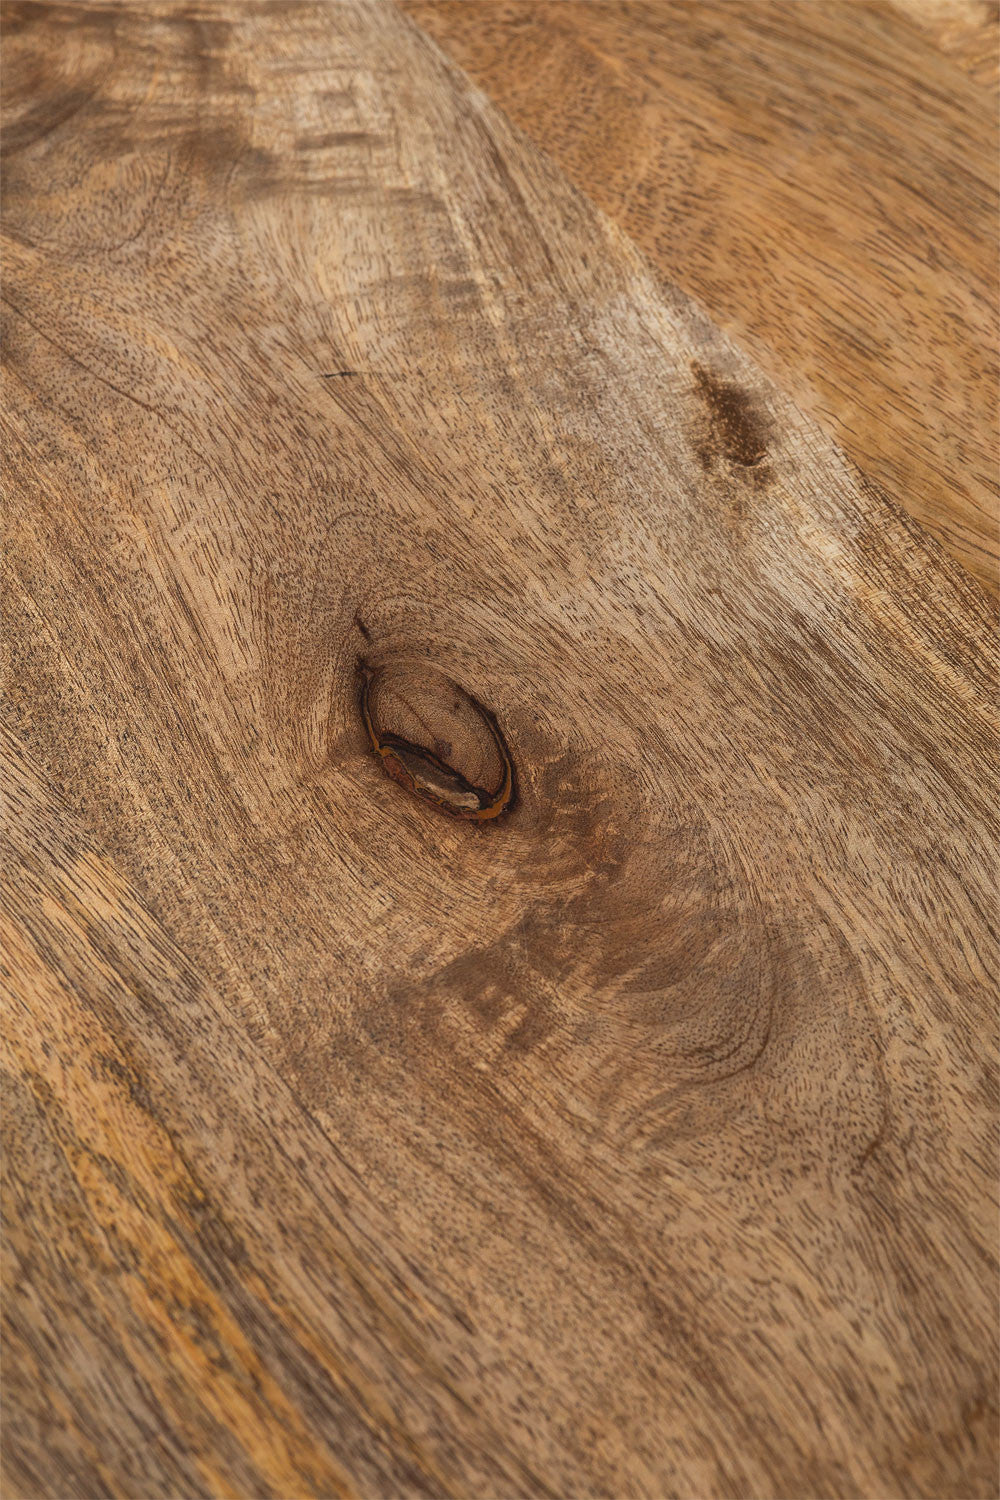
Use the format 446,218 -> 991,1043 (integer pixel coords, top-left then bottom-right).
1,3 -> 998,1498
403,0 -> 1000,595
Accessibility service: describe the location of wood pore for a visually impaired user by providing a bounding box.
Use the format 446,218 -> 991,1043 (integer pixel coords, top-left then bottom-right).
2,3 -> 998,1498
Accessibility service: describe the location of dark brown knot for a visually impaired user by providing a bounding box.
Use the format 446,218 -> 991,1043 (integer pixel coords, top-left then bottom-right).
358,661 -> 516,822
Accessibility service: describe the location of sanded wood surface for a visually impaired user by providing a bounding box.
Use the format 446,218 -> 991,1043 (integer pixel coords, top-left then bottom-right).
2,3 -> 998,1498
404,0 -> 1000,595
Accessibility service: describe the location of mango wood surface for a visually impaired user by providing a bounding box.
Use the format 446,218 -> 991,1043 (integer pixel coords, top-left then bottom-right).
2,3 -> 998,1499
404,0 -> 1000,595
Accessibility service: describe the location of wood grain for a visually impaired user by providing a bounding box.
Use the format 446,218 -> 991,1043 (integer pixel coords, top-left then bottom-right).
2,2 -> 998,1497
402,0 -> 1000,595
890,0 -> 1000,87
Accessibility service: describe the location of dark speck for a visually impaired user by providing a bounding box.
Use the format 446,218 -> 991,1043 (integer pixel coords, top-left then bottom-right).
691,361 -> 771,472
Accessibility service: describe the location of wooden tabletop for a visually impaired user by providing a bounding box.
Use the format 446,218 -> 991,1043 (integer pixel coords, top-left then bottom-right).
3,4 -> 997,1498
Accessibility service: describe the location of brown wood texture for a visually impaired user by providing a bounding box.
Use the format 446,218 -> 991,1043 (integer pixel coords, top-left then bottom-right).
2,3 -> 998,1498
402,0 -> 1000,596
890,0 -> 1000,85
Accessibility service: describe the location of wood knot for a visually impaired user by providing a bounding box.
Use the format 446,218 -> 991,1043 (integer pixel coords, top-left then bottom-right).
358,659 -> 516,822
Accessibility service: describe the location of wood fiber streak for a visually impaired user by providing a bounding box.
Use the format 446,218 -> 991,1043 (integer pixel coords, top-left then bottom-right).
403,0 -> 1000,594
1,3 -> 998,1498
